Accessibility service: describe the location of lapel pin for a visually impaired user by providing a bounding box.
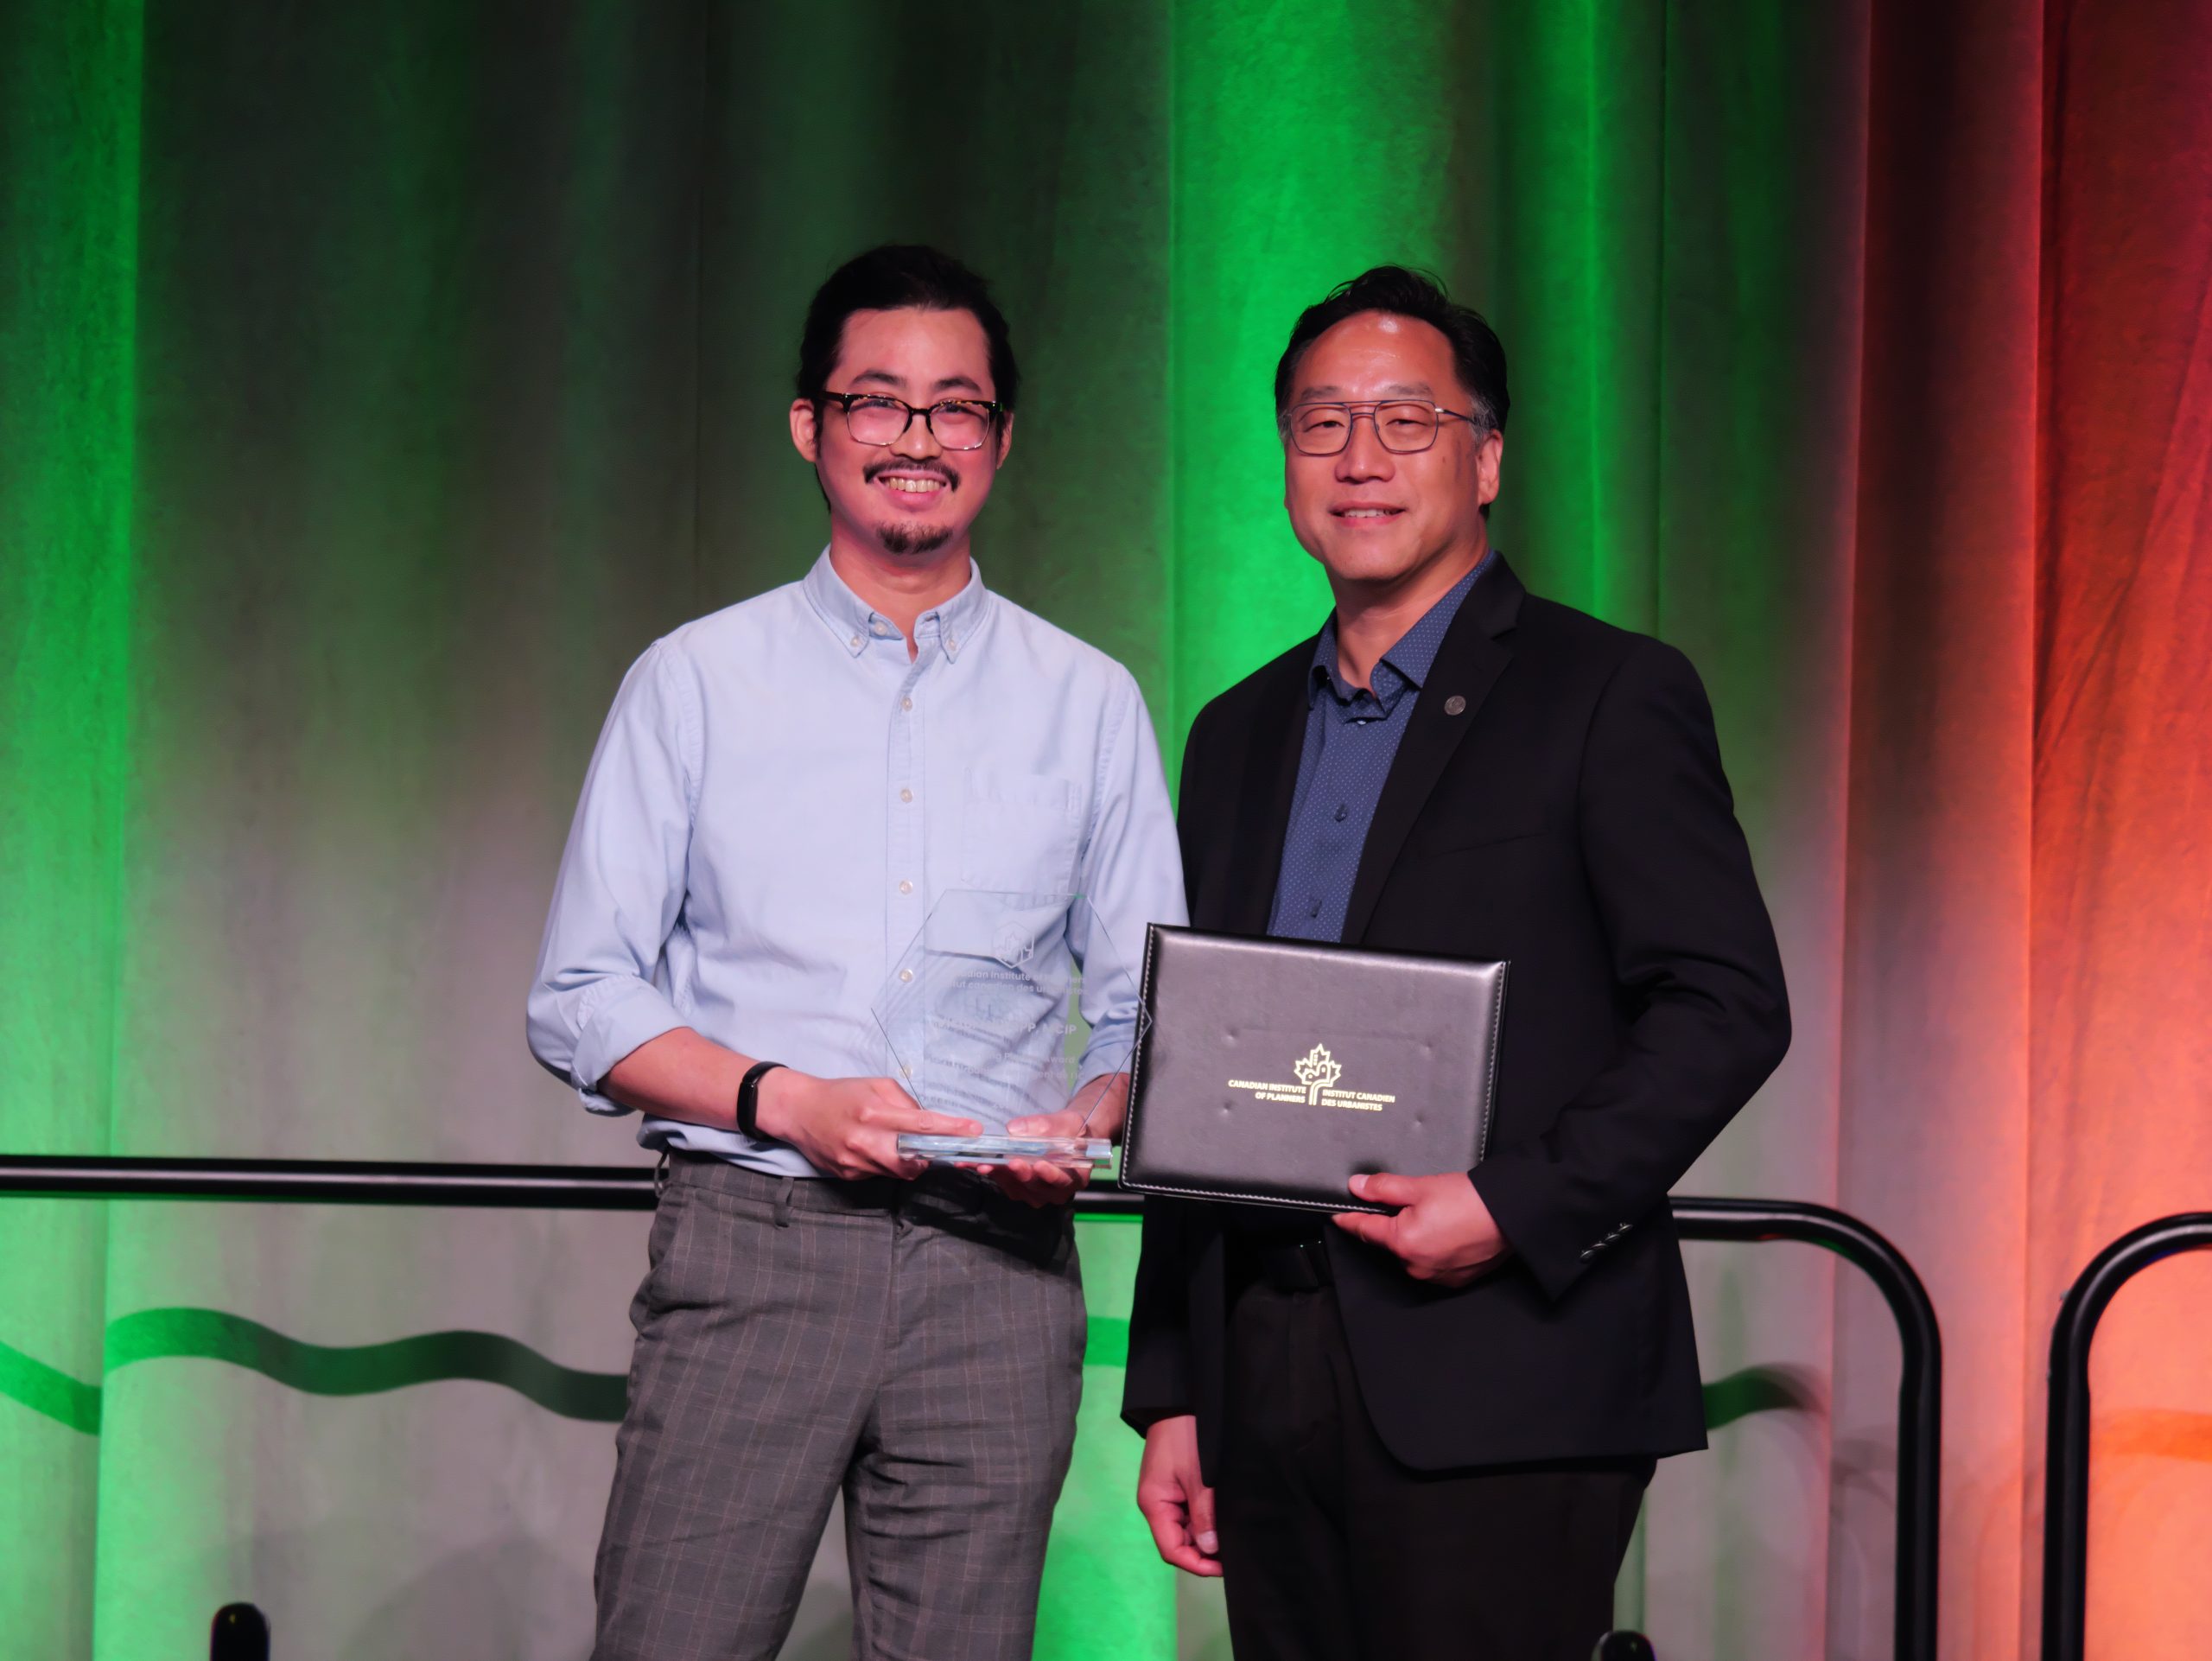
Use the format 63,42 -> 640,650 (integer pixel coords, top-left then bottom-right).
1444,695 -> 1467,716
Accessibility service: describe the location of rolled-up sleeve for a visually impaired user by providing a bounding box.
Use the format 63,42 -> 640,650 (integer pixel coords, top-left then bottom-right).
1071,671 -> 1187,1086
526,641 -> 701,1114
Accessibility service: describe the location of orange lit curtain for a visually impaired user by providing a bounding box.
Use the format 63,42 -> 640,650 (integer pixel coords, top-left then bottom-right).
1840,3 -> 2212,1655
2029,0 -> 2212,1646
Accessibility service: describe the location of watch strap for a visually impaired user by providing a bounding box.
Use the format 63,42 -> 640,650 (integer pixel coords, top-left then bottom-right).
736,1060 -> 785,1141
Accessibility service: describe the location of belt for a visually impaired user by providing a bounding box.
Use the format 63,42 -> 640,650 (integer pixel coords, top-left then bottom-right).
662,1149 -> 1069,1239
1240,1233 -> 1334,1294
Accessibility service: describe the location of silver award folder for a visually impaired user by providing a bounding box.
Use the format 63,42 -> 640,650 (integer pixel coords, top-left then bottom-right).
1121,926 -> 1508,1212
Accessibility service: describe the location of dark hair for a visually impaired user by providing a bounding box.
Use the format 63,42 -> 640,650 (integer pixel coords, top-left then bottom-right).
795,244 -> 1020,417
1274,266 -> 1509,432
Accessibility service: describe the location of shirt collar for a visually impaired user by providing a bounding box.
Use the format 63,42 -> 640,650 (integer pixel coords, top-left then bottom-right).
802,547 -> 991,662
1309,549 -> 1494,710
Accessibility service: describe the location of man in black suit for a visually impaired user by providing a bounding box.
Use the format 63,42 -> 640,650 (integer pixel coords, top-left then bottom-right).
1122,267 -> 1790,1661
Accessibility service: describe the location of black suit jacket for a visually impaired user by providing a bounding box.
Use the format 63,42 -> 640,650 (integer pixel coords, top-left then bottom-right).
1121,556 -> 1790,1476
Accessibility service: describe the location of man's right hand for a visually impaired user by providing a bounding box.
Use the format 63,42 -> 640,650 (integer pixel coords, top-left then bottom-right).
1136,1414 -> 1222,1578
753,1071 -> 980,1181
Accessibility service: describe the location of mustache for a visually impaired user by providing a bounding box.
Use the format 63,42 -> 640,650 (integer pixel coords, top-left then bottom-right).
862,457 -> 957,487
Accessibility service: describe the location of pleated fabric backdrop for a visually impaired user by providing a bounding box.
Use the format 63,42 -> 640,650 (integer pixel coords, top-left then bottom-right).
3,3 -> 2208,1657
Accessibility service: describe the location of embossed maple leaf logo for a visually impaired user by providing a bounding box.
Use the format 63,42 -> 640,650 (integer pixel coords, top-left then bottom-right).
992,921 -> 1035,971
1294,1043 -> 1342,1104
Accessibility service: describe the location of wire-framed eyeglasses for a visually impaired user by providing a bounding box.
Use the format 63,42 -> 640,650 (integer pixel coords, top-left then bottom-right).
821,391 -> 1004,452
1283,399 -> 1486,456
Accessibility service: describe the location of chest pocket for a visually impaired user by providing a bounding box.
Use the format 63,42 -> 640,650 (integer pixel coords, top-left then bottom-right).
960,767 -> 1082,896
1398,810 -> 1554,862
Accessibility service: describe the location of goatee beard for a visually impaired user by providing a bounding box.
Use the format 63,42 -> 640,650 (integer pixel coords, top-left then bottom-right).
877,522 -> 953,557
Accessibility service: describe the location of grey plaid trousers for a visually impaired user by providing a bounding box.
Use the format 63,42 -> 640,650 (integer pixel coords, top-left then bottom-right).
592,1155 -> 1088,1661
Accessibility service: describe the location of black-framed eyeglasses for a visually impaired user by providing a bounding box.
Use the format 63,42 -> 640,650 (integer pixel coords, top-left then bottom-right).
820,391 -> 1005,451
1283,399 -> 1486,456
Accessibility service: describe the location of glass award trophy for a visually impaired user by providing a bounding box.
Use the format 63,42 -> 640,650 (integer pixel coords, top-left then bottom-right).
878,889 -> 1141,1169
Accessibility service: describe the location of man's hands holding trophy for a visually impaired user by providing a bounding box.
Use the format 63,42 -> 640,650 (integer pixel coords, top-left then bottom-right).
750,1066 -> 1128,1205
863,888 -> 1141,1204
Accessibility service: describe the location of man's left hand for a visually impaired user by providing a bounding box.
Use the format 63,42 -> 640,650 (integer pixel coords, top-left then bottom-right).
971,1105 -> 1090,1207
1332,1171 -> 1508,1287
976,1075 -> 1128,1208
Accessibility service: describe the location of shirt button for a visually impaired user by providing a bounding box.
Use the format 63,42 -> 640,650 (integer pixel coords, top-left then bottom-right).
899,788 -> 912,804
1334,803 -> 1349,822
899,968 -> 914,983
849,633 -> 862,649
899,879 -> 913,894
901,697 -> 913,712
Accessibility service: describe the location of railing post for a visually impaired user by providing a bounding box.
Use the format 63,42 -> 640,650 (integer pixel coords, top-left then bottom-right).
210,1602 -> 268,1660
2041,1212 -> 2212,1661
1667,1197 -> 1942,1661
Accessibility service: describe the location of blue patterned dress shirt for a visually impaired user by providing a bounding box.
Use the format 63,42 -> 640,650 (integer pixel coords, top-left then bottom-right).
1267,552 -> 1494,944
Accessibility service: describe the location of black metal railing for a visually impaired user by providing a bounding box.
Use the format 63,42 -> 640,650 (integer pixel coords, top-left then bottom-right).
3,1159 -> 1939,1661
2041,1211 -> 2212,1661
209,1602 -> 268,1660
1666,1196 -> 1939,1661
206,1602 -> 1662,1661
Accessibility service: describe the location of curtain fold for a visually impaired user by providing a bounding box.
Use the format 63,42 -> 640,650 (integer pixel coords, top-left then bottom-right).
2,3 -> 2207,1656
1841,2 -> 2044,1654
0,4 -> 143,1657
2028,2 -> 2212,1649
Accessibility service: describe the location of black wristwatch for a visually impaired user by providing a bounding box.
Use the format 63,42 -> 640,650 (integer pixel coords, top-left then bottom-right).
736,1060 -> 786,1141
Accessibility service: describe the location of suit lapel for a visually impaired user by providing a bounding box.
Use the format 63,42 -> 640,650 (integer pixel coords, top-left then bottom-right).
1341,557 -> 1526,945
1225,637 -> 1318,936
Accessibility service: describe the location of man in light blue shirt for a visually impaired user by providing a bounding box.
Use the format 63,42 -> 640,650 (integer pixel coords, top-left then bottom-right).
528,245 -> 1185,1661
